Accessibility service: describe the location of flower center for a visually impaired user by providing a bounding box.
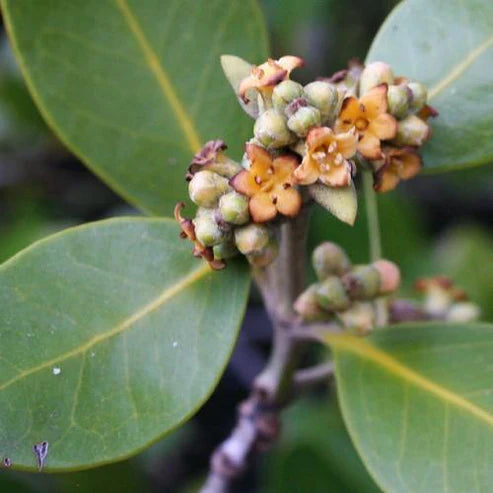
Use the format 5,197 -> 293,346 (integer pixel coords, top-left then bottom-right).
355,118 -> 368,131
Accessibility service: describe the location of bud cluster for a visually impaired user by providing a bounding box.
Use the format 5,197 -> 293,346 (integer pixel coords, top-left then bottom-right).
175,56 -> 437,269
294,242 -> 401,332
414,276 -> 480,322
176,140 -> 278,269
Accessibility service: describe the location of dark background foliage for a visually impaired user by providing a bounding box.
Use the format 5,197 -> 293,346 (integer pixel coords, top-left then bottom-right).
0,0 -> 491,490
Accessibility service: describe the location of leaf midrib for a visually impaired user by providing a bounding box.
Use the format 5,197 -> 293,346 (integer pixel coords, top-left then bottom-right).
0,262 -> 210,392
113,0 -> 202,152
428,34 -> 493,100
325,333 -> 493,427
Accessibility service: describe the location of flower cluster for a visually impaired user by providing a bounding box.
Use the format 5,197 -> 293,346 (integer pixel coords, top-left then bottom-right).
294,242 -> 401,333
389,276 -> 480,323
176,56 -> 437,268
176,140 -> 278,270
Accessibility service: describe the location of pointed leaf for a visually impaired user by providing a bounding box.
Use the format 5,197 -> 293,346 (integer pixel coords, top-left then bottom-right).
322,322 -> 493,492
309,183 -> 357,226
221,54 -> 260,118
367,0 -> 493,172
0,218 -> 250,470
1,0 -> 268,215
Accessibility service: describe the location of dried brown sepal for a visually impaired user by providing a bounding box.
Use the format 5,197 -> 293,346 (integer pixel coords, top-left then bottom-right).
418,104 -> 439,120
414,276 -> 467,301
186,140 -> 227,180
372,146 -> 422,193
174,202 -> 226,270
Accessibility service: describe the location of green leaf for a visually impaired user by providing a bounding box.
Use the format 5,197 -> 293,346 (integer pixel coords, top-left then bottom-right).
322,322 -> 493,492
367,0 -> 493,172
0,218 -> 250,470
263,396 -> 380,492
308,183 -> 358,226
1,0 -> 268,215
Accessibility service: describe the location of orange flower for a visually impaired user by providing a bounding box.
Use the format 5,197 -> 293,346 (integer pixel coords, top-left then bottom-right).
174,202 -> 225,270
238,56 -> 304,103
373,146 -> 422,193
231,144 -> 302,223
294,127 -> 357,187
335,84 -> 397,160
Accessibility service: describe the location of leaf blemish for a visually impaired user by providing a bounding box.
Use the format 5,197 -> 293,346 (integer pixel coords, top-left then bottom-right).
33,441 -> 49,471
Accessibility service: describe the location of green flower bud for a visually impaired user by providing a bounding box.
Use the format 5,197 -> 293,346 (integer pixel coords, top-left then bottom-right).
272,80 -> 304,113
213,239 -> 238,261
287,105 -> 322,137
303,81 -> 338,122
342,265 -> 381,300
247,237 -> 279,268
316,276 -> 351,312
447,302 -> 480,323
188,170 -> 231,208
234,223 -> 270,255
393,115 -> 430,146
312,242 -> 351,280
254,109 -> 294,148
387,84 -> 410,119
193,213 -> 227,247
339,301 -> 375,334
294,284 -> 331,321
408,81 -> 427,113
359,62 -> 394,95
219,191 -> 250,225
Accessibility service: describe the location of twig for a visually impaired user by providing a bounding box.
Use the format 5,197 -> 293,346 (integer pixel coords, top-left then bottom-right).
293,362 -> 335,392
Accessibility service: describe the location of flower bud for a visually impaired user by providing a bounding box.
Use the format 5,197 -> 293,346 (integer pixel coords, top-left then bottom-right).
408,81 -> 427,113
312,242 -> 351,280
359,62 -> 394,95
213,239 -> 238,260
287,106 -> 322,137
254,109 -> 294,148
373,260 -> 401,294
272,80 -> 304,113
294,284 -> 331,321
447,302 -> 480,323
234,223 -> 270,255
387,84 -> 410,119
247,237 -> 279,268
188,170 -> 231,208
219,191 -> 250,225
339,302 -> 375,334
303,81 -> 338,122
193,214 -> 227,247
393,115 -> 430,146
342,265 -> 381,300
316,276 -> 351,312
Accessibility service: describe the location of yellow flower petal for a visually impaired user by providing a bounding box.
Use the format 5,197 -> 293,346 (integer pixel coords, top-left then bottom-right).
249,192 -> 277,223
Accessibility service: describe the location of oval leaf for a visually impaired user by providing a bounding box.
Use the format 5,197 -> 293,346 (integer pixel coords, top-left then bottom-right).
0,218 -> 250,470
309,183 -> 357,226
1,0 -> 268,215
367,0 -> 493,172
323,323 -> 493,492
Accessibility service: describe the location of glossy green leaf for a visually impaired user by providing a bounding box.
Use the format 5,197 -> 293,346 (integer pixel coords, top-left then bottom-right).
264,396 -> 380,492
323,322 -> 493,492
0,218 -> 250,470
367,0 -> 493,172
1,0 -> 268,215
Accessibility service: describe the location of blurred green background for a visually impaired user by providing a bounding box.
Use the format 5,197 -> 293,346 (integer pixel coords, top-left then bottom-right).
0,0 -> 491,491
